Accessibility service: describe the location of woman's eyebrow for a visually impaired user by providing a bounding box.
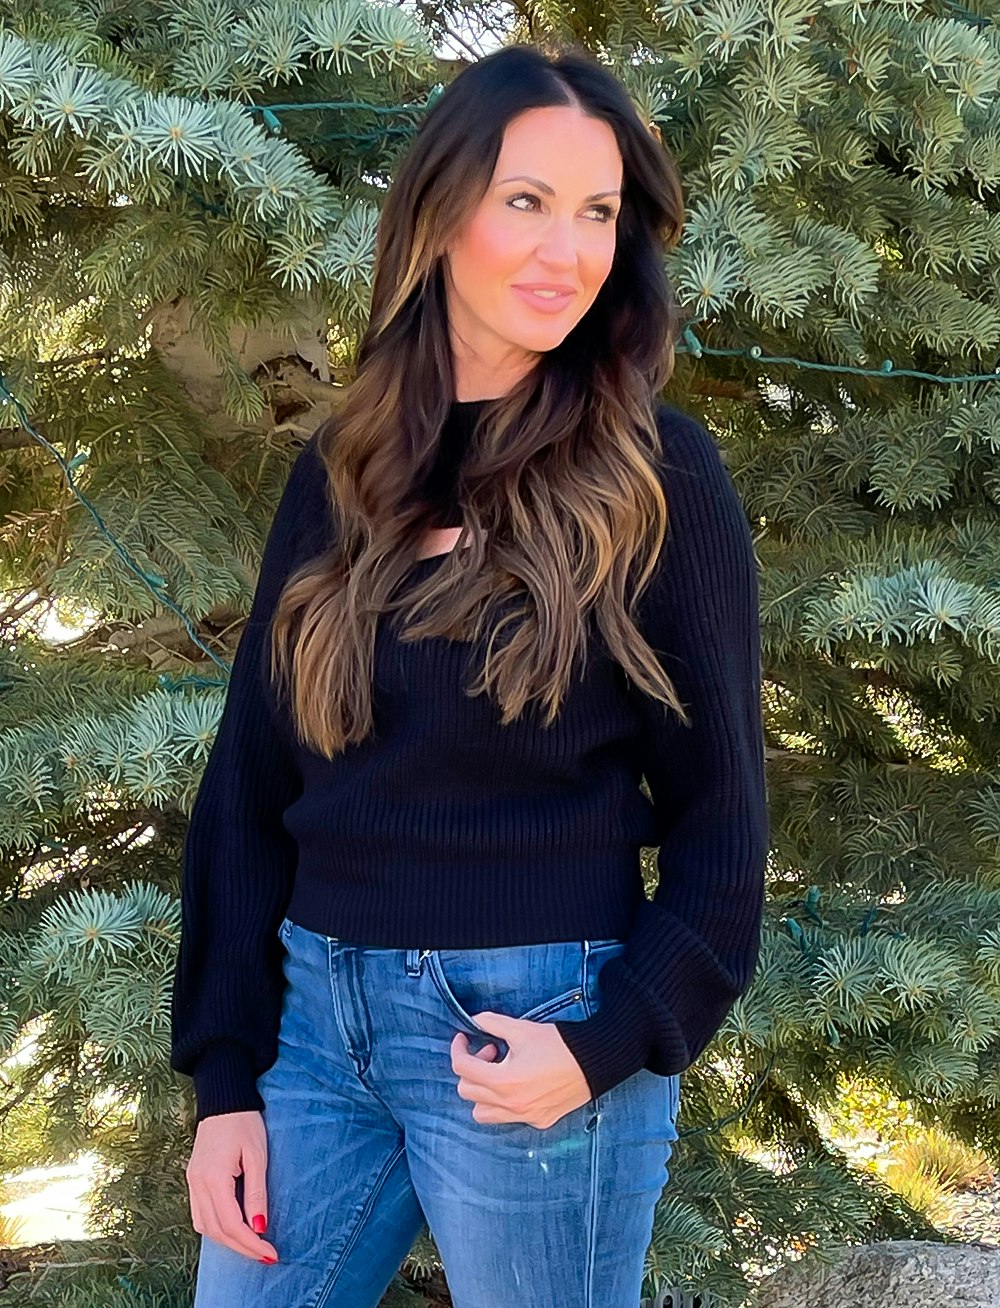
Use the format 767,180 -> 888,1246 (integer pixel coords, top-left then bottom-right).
495,174 -> 621,202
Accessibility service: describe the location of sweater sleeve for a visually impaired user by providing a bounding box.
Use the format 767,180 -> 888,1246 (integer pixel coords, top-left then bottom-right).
170,432 -> 330,1123
553,404 -> 769,1102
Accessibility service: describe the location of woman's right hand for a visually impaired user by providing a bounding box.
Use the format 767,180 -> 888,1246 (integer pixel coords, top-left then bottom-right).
185,1110 -> 280,1263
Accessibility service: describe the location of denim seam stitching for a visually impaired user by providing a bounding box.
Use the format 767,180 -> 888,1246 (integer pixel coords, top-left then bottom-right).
517,986 -> 584,1023
326,938 -> 360,1076
584,1085 -> 600,1306
312,1141 -> 408,1308
580,944 -> 604,1111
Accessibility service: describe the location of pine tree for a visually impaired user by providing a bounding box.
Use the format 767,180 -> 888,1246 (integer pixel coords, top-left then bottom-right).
1,0 -> 999,1304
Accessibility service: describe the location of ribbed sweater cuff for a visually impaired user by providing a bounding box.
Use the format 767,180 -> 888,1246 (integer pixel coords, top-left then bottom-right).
552,975 -> 658,1102
191,1041 -> 265,1123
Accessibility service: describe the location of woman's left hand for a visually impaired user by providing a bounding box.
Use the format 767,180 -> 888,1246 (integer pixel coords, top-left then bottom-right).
450,1011 -> 592,1129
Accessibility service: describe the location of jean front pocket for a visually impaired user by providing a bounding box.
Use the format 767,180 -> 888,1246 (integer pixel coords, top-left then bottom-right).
426,942 -> 588,1038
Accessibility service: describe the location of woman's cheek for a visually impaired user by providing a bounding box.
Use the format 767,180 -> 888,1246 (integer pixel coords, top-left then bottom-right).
464,207 -> 515,259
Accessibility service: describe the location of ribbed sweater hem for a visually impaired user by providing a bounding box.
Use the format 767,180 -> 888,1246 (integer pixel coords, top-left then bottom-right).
285,854 -> 644,950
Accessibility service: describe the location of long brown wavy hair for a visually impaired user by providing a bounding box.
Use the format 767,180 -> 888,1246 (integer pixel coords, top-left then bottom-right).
270,42 -> 690,759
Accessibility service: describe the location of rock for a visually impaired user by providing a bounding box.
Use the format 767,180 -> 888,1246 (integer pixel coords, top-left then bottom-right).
754,1238 -> 1000,1308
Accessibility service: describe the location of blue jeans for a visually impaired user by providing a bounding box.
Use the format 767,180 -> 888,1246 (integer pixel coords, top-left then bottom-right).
193,915 -> 681,1308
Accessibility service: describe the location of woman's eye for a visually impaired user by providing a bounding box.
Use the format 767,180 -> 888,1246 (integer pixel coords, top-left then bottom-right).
507,192 -> 540,213
506,192 -> 616,223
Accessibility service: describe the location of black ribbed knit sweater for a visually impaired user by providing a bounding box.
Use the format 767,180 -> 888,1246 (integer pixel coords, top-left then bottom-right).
170,399 -> 769,1123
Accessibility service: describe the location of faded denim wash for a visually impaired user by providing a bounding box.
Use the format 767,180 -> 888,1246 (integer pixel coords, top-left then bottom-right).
193,914 -> 681,1308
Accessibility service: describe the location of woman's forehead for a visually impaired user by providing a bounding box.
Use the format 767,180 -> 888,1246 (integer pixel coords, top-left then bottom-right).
493,107 -> 624,186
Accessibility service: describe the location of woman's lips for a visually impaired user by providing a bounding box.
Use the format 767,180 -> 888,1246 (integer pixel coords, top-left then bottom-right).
511,285 -> 576,314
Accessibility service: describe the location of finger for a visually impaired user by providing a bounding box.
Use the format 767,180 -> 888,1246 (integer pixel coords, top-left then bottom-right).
451,1031 -> 498,1064
207,1185 -> 279,1262
456,1076 -> 508,1111
472,1101 -> 522,1125
468,1011 -> 522,1038
241,1141 -> 269,1237
452,1033 -> 498,1058
451,1036 -> 508,1085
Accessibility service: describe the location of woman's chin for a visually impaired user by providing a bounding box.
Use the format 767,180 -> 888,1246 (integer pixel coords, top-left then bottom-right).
501,322 -> 576,353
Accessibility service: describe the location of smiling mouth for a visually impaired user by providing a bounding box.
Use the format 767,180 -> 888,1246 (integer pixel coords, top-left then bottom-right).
512,286 -> 576,311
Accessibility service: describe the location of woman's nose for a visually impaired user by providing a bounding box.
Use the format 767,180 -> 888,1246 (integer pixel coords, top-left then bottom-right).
535,220 -> 578,266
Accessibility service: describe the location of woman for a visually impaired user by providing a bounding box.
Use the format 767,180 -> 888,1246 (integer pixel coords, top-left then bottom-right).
171,41 -> 769,1308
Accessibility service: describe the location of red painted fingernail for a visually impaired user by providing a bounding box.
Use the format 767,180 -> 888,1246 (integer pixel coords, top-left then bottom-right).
259,1255 -> 277,1264
252,1214 -> 267,1233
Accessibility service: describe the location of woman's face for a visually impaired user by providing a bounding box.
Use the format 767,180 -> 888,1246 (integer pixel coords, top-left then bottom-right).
443,104 -> 623,400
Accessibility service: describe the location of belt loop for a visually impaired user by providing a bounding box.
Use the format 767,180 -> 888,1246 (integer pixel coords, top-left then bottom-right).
405,947 -> 429,977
